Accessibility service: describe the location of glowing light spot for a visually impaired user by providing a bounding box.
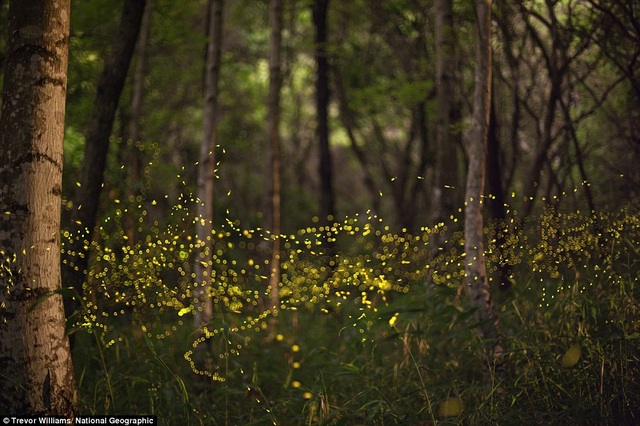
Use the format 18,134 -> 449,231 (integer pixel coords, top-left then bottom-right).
388,312 -> 399,326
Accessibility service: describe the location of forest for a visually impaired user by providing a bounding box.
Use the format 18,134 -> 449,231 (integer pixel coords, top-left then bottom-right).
0,0 -> 639,424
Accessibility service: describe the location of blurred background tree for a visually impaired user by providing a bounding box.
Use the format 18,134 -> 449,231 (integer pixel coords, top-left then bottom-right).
28,0 -> 634,246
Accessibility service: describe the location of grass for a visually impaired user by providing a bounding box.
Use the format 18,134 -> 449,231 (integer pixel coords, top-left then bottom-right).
69,205 -> 640,424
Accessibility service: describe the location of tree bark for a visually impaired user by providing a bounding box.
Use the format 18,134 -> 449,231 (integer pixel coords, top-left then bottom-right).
487,94 -> 513,291
127,0 -> 151,147
61,0 -> 147,315
433,0 -> 460,244
124,0 -> 152,244
194,0 -> 223,328
0,0 -> 76,415
464,0 -> 503,368
266,0 -> 283,325
313,0 -> 336,233
0,1 -> 7,71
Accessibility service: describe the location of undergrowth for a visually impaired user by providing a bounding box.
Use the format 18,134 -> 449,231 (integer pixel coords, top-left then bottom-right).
68,199 -> 640,425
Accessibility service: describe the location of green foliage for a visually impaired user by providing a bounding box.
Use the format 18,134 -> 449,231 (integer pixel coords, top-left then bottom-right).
67,189 -> 640,424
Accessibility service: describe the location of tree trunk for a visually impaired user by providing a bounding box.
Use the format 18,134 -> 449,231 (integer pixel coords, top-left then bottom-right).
124,0 -> 153,244
267,0 -> 283,326
0,1 -> 7,71
313,0 -> 336,233
464,0 -> 503,368
487,95 -> 512,290
433,0 -> 460,245
194,0 -> 223,328
0,0 -> 76,415
518,1 -> 565,217
520,73 -> 561,217
61,0 -> 147,315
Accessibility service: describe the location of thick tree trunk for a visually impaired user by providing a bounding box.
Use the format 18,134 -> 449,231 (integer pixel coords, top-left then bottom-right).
61,0 -> 147,314
0,0 -> 76,415
267,0 -> 283,325
464,0 -> 503,368
194,0 -> 223,328
313,0 -> 336,233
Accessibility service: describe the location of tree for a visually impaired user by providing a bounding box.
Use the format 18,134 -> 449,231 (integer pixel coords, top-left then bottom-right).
369,1 -> 432,232
333,1 -> 435,232
194,0 -> 223,328
464,0 -> 503,370
493,2 -> 523,198
333,65 -> 382,216
518,1 -> 565,217
432,0 -> 460,245
123,0 -> 153,244
0,0 -> 76,414
62,0 -> 147,316
266,0 -> 283,326
312,0 -> 335,234
0,0 -> 8,72
584,0 -> 640,203
587,0 -> 640,101
487,94 -> 512,290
